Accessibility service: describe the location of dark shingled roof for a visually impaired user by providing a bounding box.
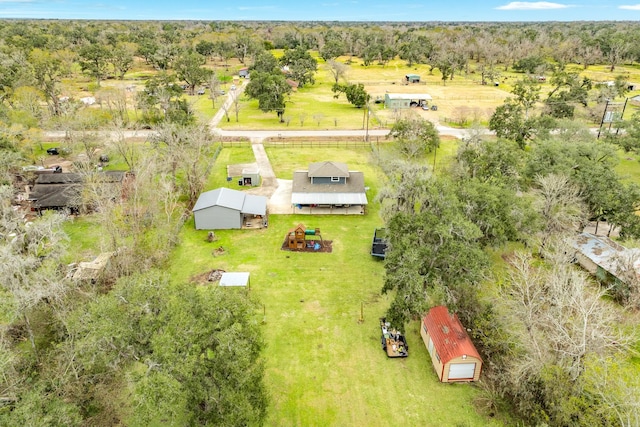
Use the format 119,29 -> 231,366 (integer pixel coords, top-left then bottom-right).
307,161 -> 349,178
30,171 -> 125,209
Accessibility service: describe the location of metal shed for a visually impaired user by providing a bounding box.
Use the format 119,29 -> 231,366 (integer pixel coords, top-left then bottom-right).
421,306 -> 482,382
241,167 -> 261,187
405,74 -> 421,83
219,272 -> 250,288
192,188 -> 267,230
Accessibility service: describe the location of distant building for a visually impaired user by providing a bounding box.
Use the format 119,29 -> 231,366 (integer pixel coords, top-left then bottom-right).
384,93 -> 432,109
405,74 -> 421,83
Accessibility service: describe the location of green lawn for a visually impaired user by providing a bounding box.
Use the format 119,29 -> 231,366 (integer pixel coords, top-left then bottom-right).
168,147 -> 504,427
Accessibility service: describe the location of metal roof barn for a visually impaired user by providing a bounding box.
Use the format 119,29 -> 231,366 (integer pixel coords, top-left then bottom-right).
193,188 -> 267,230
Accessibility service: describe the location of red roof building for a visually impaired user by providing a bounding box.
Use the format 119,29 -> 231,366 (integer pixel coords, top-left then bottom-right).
420,306 -> 482,382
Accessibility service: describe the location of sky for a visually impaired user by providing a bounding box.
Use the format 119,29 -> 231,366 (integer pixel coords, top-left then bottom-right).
1,0 -> 640,21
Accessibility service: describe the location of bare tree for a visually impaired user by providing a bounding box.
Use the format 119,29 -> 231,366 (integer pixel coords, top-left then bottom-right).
534,173 -> 586,254
231,91 -> 242,122
312,113 -> 324,127
501,248 -> 629,381
208,70 -> 223,108
108,126 -> 140,172
327,59 -> 348,84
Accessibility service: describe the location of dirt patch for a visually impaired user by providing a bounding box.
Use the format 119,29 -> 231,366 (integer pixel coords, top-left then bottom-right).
280,239 -> 333,253
191,268 -> 225,285
212,246 -> 226,257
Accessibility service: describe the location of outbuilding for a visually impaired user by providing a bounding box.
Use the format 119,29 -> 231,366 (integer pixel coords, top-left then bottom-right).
241,167 -> 261,187
420,306 -> 482,382
384,93 -> 432,109
405,74 -> 421,83
570,232 -> 640,288
219,272 -> 250,288
192,187 -> 267,230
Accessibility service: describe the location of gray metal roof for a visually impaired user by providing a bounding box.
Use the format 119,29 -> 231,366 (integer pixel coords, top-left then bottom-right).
219,272 -> 250,287
242,194 -> 267,215
192,187 -> 245,212
571,232 -> 640,279
291,170 -> 368,205
291,192 -> 368,205
193,187 -> 267,215
307,161 -> 349,178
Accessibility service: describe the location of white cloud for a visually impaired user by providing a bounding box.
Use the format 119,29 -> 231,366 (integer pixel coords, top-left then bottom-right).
496,2 -> 570,10
619,4 -> 640,10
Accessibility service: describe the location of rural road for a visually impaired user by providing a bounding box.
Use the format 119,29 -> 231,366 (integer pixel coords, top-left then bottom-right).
43,80 -> 482,141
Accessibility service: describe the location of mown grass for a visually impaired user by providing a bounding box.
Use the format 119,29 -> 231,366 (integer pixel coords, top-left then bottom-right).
167,146 -> 505,427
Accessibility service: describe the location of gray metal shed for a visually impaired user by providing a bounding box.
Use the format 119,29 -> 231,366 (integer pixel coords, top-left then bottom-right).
241,168 -> 261,186
192,188 -> 267,230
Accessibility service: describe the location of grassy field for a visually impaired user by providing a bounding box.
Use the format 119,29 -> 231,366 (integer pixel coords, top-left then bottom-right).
167,145 -> 507,427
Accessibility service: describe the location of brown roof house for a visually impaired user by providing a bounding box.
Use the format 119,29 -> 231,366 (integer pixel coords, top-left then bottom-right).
421,306 -> 483,382
291,161 -> 367,214
29,171 -> 125,213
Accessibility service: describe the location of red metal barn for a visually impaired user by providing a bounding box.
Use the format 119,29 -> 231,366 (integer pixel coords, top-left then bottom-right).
420,306 -> 482,382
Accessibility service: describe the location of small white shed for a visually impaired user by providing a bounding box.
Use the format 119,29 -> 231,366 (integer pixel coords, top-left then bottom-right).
219,272 -> 250,288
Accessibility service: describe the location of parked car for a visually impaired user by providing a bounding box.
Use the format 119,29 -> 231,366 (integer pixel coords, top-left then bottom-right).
197,88 -> 206,95
46,147 -> 59,155
422,104 -> 429,111
230,84 -> 237,91
214,90 -> 225,95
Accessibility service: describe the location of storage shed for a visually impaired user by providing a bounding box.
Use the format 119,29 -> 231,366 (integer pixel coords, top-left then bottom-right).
241,167 -> 261,187
421,306 -> 482,382
219,272 -> 250,288
405,74 -> 421,83
192,187 -> 267,230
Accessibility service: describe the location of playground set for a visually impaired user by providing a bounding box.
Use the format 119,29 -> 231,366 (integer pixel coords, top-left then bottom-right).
281,223 -> 332,253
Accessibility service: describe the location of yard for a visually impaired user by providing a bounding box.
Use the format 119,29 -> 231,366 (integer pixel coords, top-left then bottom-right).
168,145 -> 506,426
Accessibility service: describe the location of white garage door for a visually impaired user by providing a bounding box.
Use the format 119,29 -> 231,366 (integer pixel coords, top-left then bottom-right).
448,363 -> 476,380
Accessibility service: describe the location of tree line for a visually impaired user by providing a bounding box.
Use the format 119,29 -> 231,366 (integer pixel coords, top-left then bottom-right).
380,112 -> 640,425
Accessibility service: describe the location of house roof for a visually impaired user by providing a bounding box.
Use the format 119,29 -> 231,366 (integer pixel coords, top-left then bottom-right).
385,93 -> 432,100
423,306 -> 481,365
571,232 -> 640,280
291,171 -> 368,205
405,74 -> 420,78
192,187 -> 267,216
30,171 -> 125,209
308,161 -> 349,178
